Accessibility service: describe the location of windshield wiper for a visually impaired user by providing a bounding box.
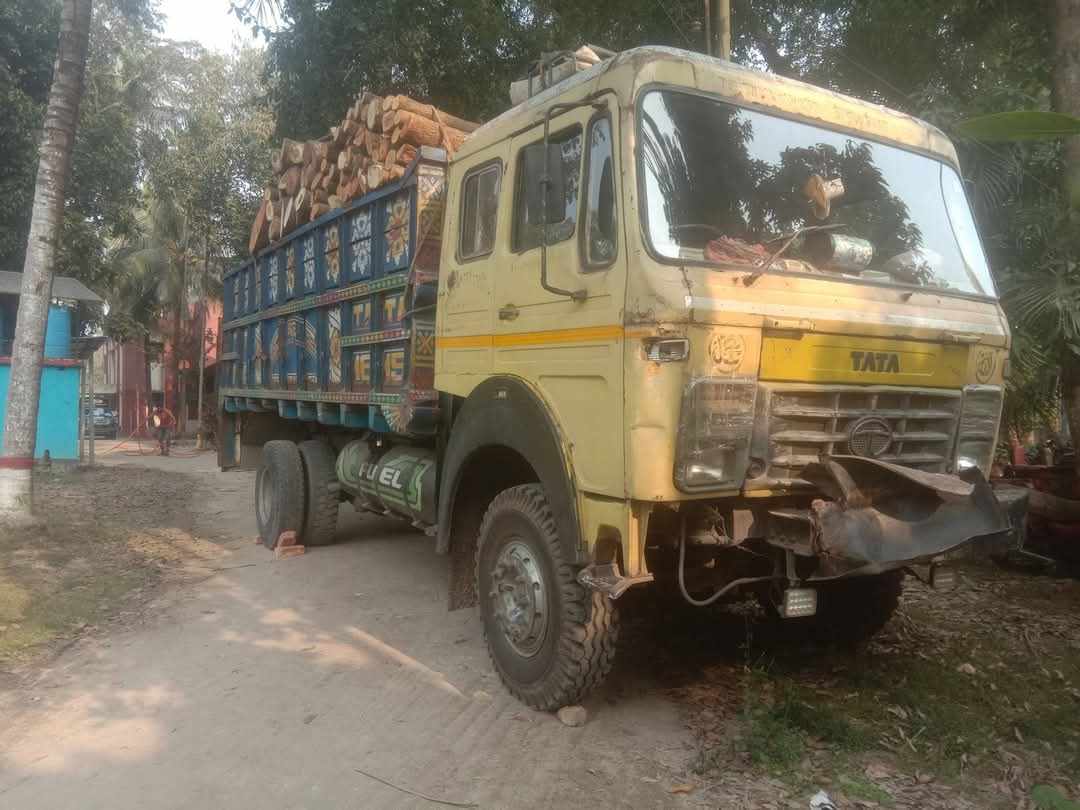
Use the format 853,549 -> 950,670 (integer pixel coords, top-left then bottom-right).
743,223 -> 847,287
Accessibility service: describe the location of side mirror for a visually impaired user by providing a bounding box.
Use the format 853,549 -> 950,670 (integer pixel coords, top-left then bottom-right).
524,142 -> 567,236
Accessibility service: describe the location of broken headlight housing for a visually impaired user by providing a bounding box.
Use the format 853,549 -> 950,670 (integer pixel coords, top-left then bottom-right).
954,384 -> 1002,478
674,378 -> 757,491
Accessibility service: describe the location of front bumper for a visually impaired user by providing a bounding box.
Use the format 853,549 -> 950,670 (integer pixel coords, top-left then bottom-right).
766,455 -> 1020,577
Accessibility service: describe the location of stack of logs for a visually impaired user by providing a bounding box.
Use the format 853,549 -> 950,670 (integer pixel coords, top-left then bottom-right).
249,93 -> 479,254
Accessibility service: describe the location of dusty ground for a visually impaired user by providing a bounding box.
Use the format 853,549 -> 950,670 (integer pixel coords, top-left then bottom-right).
0,446 -> 695,810
0,443 -> 1078,809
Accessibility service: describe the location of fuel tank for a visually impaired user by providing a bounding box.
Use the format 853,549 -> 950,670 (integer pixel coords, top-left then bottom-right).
336,441 -> 437,526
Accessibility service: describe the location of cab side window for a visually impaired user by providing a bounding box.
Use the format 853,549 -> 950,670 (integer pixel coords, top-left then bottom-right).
513,128 -> 583,252
583,117 -> 617,267
459,162 -> 501,260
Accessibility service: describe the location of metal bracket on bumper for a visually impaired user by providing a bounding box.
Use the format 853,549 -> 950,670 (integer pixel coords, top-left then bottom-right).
577,562 -> 655,599
767,456 -> 1014,576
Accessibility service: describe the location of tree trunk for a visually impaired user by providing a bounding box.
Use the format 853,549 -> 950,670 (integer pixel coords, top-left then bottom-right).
1054,0 -> 1080,470
0,0 -> 92,525
143,333 -> 152,428
197,234 -> 210,438
172,258 -> 185,417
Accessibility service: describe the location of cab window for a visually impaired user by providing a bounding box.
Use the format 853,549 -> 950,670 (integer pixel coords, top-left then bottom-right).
459,162 -> 501,260
583,117 -> 616,267
512,128 -> 583,252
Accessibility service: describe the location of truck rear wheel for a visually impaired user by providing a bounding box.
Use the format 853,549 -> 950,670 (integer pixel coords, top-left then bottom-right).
256,440 -> 306,549
476,484 -> 619,711
298,439 -> 340,547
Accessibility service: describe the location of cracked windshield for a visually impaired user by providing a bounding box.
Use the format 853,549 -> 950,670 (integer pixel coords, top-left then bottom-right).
640,89 -> 997,296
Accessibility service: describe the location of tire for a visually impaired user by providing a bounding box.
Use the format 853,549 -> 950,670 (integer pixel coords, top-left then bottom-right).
476,484 -> 619,711
785,571 -> 904,645
255,440 -> 306,549
298,439 -> 340,547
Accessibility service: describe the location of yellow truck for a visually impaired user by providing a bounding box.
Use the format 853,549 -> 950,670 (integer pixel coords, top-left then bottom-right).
220,46 -> 1016,710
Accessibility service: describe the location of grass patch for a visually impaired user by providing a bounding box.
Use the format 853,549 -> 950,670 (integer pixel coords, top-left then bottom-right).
837,774 -> 893,805
745,702 -> 807,772
673,565 -> 1080,808
0,465 -> 197,670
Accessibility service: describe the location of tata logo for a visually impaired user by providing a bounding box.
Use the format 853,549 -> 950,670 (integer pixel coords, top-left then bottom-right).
850,350 -> 900,373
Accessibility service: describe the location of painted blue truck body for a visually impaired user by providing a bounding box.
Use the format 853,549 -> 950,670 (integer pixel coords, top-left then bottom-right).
218,148 -> 447,465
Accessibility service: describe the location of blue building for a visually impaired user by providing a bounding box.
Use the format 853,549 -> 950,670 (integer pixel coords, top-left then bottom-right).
0,271 -> 103,461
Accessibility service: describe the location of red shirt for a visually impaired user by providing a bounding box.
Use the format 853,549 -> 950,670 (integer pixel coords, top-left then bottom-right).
154,409 -> 176,429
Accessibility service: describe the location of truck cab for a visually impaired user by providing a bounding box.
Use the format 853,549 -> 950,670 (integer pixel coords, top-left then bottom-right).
221,46 -> 1015,711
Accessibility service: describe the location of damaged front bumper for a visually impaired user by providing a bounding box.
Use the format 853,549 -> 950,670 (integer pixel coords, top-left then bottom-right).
767,456 -> 1023,578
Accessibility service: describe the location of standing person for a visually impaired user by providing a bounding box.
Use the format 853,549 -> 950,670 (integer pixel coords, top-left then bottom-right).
151,404 -> 176,456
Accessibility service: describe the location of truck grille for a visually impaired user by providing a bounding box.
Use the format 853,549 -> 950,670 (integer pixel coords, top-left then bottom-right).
756,385 -> 961,483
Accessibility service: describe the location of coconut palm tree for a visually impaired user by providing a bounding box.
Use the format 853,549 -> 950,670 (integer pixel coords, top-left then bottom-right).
120,194 -> 203,420
0,0 -> 94,526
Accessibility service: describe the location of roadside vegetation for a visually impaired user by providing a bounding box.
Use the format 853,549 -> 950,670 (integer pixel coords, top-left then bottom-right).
656,566 -> 1080,808
0,465 -> 211,674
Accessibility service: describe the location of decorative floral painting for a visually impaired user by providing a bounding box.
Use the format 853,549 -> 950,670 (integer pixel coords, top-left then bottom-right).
325,224 -> 341,286
384,195 -> 410,270
303,235 -> 316,292
286,245 -> 297,297
328,309 -> 342,389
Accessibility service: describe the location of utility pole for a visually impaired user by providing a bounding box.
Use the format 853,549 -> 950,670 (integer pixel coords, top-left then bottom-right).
703,0 -> 732,59
717,0 -> 731,60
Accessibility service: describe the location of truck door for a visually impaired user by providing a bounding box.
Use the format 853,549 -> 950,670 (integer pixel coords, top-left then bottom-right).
494,96 -> 627,496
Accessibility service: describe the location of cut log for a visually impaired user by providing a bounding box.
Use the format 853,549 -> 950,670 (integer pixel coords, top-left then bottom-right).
386,95 -> 480,133
338,147 -> 361,174
283,196 -> 297,233
389,110 -> 468,151
320,165 -> 338,190
295,188 -> 311,221
392,143 -> 418,166
365,132 -> 390,162
1027,488 -> 1080,522
313,187 -> 329,205
364,95 -> 384,131
366,162 -> 405,190
279,138 -> 306,167
280,165 -> 303,197
328,195 -> 344,210
310,203 -> 330,221
301,162 -> 320,190
249,200 -> 270,255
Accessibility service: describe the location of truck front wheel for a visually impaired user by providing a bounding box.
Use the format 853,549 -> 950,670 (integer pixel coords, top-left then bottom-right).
476,484 -> 619,711
255,440 -> 306,549
786,570 -> 904,645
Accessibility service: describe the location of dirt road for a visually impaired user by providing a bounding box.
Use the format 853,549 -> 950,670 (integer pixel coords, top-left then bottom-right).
0,448 -> 699,810
4,447 -> 1078,809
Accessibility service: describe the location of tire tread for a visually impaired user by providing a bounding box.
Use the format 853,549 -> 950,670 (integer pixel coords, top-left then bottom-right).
476,483 -> 618,710
298,439 -> 339,547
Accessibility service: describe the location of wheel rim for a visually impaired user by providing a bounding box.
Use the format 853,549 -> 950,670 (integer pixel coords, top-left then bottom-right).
257,466 -> 275,531
489,539 -> 548,658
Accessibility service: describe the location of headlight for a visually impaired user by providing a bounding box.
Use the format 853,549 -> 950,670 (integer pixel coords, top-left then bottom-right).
955,385 -> 1002,477
674,378 -> 757,491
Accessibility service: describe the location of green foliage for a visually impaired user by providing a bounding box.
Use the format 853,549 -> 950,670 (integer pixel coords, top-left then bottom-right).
1032,785 -> 1080,810
0,0 -> 61,272
958,111 -> 1080,142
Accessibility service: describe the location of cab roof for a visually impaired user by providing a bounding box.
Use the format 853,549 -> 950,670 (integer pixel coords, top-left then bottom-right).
457,46 -> 959,168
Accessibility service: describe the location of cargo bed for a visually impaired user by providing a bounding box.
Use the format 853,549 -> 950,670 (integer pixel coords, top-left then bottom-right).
218,147 -> 448,458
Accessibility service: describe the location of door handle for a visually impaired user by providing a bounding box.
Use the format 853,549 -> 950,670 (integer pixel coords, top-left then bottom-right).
499,305 -> 519,321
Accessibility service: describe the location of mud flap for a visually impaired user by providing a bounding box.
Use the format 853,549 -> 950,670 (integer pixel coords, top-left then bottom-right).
785,456 -> 1010,576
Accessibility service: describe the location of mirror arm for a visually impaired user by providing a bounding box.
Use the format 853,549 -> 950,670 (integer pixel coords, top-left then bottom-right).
538,98 -> 606,304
